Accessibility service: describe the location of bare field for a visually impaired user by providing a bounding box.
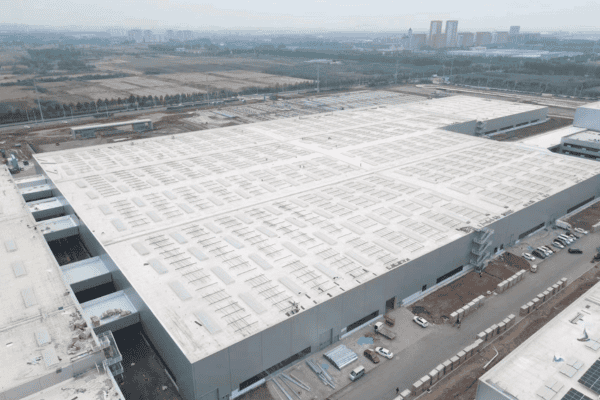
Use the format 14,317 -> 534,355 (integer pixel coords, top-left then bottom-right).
3,53 -> 311,106
31,70 -> 309,104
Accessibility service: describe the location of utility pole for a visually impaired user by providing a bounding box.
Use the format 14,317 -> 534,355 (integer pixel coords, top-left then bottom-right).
33,79 -> 44,124
394,60 -> 398,85
317,64 -> 320,93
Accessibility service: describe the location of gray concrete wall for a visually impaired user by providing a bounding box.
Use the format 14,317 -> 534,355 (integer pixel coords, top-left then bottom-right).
574,105 -> 600,131
475,380 -> 516,400
483,109 -> 548,134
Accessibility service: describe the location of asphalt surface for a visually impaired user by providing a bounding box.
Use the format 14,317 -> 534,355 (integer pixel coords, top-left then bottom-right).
330,227 -> 600,400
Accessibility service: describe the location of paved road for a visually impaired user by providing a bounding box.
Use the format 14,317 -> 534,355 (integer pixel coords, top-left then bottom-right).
331,228 -> 599,400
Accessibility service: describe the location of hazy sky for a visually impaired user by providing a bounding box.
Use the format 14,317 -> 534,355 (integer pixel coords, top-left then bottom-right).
3,0 -> 599,32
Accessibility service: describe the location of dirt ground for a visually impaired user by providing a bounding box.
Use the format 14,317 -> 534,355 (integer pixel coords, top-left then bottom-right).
417,264 -> 600,400
411,271 -> 497,325
411,253 -> 529,325
493,117 -> 573,141
566,200 -> 600,232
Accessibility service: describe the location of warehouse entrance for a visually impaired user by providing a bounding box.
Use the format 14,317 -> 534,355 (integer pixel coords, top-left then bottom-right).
386,296 -> 396,312
319,329 -> 333,350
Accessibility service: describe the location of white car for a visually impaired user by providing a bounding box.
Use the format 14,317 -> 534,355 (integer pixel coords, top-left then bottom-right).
551,241 -> 564,249
522,252 -> 536,261
375,347 -> 394,360
413,316 -> 429,328
574,228 -> 589,235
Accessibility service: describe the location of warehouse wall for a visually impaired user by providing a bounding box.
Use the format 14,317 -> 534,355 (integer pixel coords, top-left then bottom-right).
191,172 -> 600,400
475,380 -> 516,400
574,104 -> 600,131
483,108 -> 548,134
45,186 -> 197,400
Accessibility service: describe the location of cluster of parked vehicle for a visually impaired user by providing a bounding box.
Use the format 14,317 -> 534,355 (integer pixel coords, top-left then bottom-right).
522,229 -> 588,262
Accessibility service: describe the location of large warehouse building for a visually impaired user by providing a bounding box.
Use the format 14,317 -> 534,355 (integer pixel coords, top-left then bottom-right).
4,94 -> 600,400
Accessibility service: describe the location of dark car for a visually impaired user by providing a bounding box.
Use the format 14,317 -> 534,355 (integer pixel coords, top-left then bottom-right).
364,349 -> 380,364
568,248 -> 583,254
532,250 -> 546,259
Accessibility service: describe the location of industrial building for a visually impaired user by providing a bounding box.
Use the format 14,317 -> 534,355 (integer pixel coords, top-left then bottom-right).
475,280 -> 600,400
517,100 -> 600,161
70,119 -> 153,139
3,95 -> 600,400
0,167 -> 125,400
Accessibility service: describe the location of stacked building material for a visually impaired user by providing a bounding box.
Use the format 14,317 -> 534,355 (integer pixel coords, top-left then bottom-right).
519,278 -> 567,316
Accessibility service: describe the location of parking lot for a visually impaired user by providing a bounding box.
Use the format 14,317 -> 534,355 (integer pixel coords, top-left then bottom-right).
241,225 -> 599,400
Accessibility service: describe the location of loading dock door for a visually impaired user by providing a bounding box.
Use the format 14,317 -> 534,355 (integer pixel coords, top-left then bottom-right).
319,329 -> 333,350
386,297 -> 396,311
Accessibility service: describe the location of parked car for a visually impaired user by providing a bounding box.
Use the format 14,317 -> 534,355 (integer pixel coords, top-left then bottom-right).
522,252 -> 536,261
364,349 -> 380,364
595,253 -> 600,261
375,347 -> 394,360
551,241 -> 564,249
532,250 -> 546,259
349,366 -> 366,381
413,316 -> 429,328
568,248 -> 583,254
554,237 -> 569,246
574,228 -> 589,235
541,246 -> 554,254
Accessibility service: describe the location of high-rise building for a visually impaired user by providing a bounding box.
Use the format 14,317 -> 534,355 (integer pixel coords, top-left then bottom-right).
143,30 -> 153,43
431,33 -> 447,49
445,20 -> 459,47
460,32 -> 475,47
127,29 -> 143,43
510,26 -> 520,36
475,32 -> 493,46
410,33 -> 427,50
429,21 -> 443,44
495,32 -> 510,44
166,30 -> 175,41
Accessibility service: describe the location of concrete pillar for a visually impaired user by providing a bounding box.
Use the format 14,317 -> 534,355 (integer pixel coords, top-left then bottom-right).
485,328 -> 493,340
451,356 -> 460,369
463,305 -> 470,317
490,324 -> 498,337
457,308 -> 465,322
435,364 -> 445,379
478,295 -> 486,306
443,359 -> 452,373
552,284 -> 559,294
450,311 -> 458,324
477,331 -> 486,341
498,321 -> 506,333
520,305 -> 529,316
463,346 -> 472,359
429,369 -> 439,384
532,298 -> 540,309
458,350 -> 467,363
401,389 -> 412,400
411,380 -> 423,396
420,375 -> 431,391
561,278 -> 568,288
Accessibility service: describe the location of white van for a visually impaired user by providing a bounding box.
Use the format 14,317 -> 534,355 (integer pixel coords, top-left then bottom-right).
349,365 -> 365,381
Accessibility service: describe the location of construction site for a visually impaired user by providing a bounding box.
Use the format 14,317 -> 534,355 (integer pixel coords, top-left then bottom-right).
4,86 -> 600,400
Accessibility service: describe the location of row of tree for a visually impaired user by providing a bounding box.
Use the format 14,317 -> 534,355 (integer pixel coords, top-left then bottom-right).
0,79 -> 332,125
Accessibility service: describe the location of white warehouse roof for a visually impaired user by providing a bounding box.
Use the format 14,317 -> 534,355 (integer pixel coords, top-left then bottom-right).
34,96 -> 600,363
478,280 -> 600,400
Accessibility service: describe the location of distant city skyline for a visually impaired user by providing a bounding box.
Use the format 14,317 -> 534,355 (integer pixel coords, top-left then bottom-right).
2,0 -> 600,32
